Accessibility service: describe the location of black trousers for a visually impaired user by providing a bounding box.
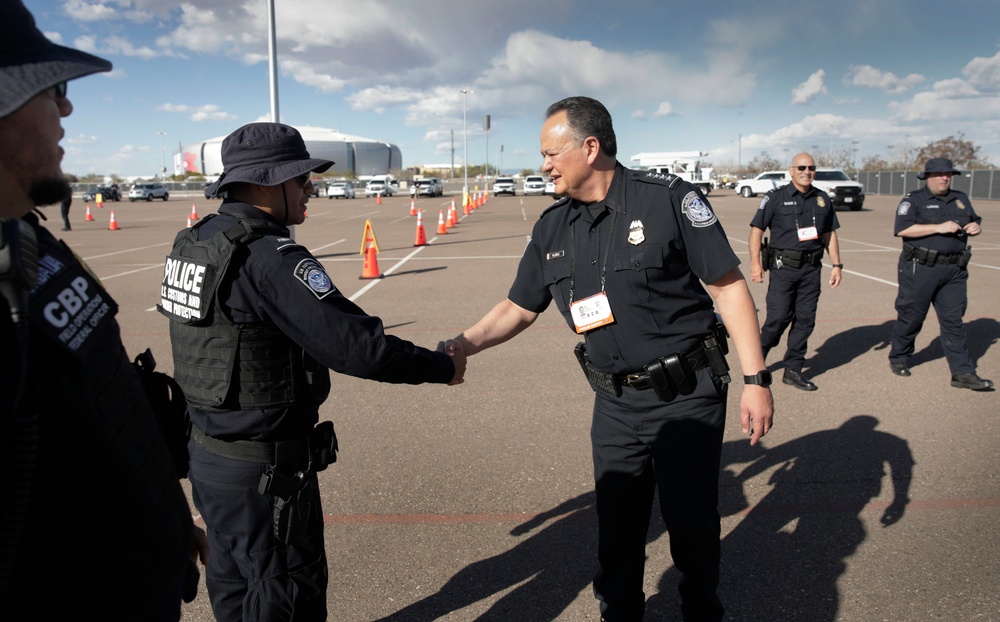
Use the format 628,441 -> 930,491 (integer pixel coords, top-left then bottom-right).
591,368 -> 727,622
188,443 -> 328,622
889,255 -> 973,375
759,263 -> 822,372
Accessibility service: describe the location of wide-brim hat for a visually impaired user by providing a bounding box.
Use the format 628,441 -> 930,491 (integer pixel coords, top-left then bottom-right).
205,123 -> 334,197
0,0 -> 112,120
917,157 -> 962,180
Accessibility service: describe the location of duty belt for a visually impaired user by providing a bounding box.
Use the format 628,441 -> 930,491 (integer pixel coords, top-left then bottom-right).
190,422 -> 337,472
903,242 -> 970,267
617,346 -> 710,390
770,248 -> 824,269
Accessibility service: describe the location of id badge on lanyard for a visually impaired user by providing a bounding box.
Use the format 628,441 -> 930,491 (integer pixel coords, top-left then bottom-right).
570,291 -> 615,333
797,226 -> 819,241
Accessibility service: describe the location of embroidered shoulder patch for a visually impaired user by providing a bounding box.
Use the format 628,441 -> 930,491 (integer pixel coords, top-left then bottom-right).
294,258 -> 336,299
897,201 -> 910,216
682,191 -> 717,227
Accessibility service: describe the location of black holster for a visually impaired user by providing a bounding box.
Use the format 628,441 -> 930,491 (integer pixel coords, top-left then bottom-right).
258,467 -> 315,544
760,237 -> 772,272
645,353 -> 695,403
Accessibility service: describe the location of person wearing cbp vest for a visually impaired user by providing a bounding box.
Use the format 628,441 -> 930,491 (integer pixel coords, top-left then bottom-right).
159,122 -> 466,622
444,96 -> 773,622
748,152 -> 844,391
888,157 -> 992,391
0,1 -> 208,618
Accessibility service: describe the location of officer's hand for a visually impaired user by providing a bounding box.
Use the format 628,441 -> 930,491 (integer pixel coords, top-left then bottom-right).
939,220 -> 963,235
740,385 -> 773,446
829,267 -> 842,288
750,264 -> 764,284
192,524 -> 210,566
438,339 -> 466,385
964,221 -> 982,236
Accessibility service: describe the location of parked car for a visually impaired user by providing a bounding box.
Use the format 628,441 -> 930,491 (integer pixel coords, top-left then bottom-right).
128,182 -> 169,201
365,180 -> 390,197
415,178 -> 443,197
493,176 -> 516,196
734,170 -> 790,198
545,179 -> 564,199
523,175 -> 546,195
83,184 -> 121,202
326,180 -> 356,199
811,168 -> 865,211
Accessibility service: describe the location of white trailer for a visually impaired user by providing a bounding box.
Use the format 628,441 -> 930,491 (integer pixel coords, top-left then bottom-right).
630,151 -> 716,196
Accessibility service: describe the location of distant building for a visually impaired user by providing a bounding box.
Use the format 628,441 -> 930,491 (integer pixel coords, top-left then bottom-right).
179,125 -> 402,178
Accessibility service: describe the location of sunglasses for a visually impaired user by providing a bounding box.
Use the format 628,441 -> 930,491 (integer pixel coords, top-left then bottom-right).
795,165 -> 817,171
53,81 -> 68,99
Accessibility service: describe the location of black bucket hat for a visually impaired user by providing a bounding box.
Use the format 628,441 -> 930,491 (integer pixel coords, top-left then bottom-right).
0,0 -> 112,120
204,123 -> 334,197
917,157 -> 961,180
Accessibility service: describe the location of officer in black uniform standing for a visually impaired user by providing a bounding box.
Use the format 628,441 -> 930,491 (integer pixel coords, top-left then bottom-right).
447,96 -> 773,622
0,1 -> 206,618
888,157 -> 992,390
159,122 -> 466,622
748,152 -> 843,391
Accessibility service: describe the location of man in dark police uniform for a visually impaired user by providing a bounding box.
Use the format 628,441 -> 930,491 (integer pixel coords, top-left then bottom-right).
748,152 -> 844,391
159,122 -> 466,621
0,1 -> 206,618
448,96 -> 773,622
888,157 -> 992,390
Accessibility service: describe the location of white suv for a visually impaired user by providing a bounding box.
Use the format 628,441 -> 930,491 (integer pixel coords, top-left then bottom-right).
735,171 -> 790,198
128,183 -> 169,201
493,177 -> 516,196
523,175 -> 546,195
811,169 -> 865,211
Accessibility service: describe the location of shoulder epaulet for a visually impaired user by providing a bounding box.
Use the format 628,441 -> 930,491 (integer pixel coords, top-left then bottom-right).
635,170 -> 683,188
539,195 -> 571,218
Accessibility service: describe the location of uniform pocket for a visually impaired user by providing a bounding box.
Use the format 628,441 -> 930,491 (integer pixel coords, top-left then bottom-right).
613,245 -> 667,302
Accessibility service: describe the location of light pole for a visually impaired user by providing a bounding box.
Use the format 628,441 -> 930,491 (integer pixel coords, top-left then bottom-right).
156,131 -> 167,179
459,88 -> 472,204
850,140 -> 860,174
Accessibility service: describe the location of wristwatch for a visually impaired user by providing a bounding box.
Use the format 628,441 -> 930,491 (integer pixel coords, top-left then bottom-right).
743,370 -> 773,387
832,263 -> 844,268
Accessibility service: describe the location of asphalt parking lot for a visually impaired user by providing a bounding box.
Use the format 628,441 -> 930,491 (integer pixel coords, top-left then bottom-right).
56,186 -> 999,621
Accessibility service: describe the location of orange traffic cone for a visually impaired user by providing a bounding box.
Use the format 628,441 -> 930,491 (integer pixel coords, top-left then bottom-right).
190,203 -> 199,220
108,210 -> 119,231
376,192 -> 382,205
359,244 -> 383,279
84,204 -> 94,221
447,204 -> 456,227
409,198 -> 416,216
413,209 -> 427,247
96,198 -> 104,209
436,210 -> 448,235
187,215 -> 193,228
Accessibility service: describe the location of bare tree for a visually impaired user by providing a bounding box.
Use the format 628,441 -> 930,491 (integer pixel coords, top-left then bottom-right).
913,133 -> 994,169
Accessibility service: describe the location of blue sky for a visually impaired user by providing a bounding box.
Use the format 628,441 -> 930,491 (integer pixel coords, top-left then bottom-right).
30,0 -> 1000,178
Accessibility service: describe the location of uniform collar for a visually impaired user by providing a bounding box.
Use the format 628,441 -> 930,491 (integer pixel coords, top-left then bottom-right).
219,200 -> 288,229
787,184 -> 817,199
569,162 -> 625,224
919,184 -> 955,203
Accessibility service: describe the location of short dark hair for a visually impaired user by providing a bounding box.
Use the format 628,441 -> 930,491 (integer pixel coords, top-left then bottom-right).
545,96 -> 617,158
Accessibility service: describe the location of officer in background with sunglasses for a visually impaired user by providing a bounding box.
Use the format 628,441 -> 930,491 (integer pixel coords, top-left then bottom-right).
748,153 -> 844,391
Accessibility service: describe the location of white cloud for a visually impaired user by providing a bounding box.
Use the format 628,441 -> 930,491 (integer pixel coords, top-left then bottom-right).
62,0 -> 121,22
844,64 -> 926,94
791,69 -> 827,105
157,103 -> 238,122
43,31 -> 64,44
653,102 -> 680,117
963,50 -> 1000,92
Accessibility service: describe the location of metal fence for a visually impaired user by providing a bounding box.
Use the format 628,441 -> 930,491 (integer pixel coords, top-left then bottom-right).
858,169 -> 1000,201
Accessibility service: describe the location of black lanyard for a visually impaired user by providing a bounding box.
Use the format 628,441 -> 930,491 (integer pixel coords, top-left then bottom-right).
568,178 -> 624,305
793,191 -> 818,231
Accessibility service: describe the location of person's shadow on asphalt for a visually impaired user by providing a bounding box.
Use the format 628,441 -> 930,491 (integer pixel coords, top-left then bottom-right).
375,490 -> 668,621
646,415 -> 915,621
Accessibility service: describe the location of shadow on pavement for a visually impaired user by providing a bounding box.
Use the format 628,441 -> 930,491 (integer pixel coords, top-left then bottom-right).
647,415 -> 914,621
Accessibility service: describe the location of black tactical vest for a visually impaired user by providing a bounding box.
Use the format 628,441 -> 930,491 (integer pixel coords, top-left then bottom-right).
158,215 -> 330,410
9,216 -> 191,616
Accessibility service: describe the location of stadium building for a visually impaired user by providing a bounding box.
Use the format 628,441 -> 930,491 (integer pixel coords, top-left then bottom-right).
179,125 -> 402,178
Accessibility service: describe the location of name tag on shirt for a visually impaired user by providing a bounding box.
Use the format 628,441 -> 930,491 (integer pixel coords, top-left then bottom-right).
570,292 -> 615,333
797,226 -> 819,241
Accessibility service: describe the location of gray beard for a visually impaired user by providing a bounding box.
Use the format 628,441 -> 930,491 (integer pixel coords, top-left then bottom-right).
29,177 -> 72,208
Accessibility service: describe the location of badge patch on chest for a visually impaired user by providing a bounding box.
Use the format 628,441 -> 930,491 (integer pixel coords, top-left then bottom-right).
682,191 -> 717,227
627,220 -> 645,245
294,258 -> 336,299
816,195 -> 826,208
957,200 -> 966,210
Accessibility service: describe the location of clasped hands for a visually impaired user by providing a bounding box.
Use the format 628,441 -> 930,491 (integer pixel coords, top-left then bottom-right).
437,338 -> 466,385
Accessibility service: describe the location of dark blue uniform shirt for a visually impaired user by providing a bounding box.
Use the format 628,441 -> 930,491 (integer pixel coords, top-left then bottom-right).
187,201 -> 454,441
750,183 -> 839,252
894,185 -> 980,254
508,164 -> 739,375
